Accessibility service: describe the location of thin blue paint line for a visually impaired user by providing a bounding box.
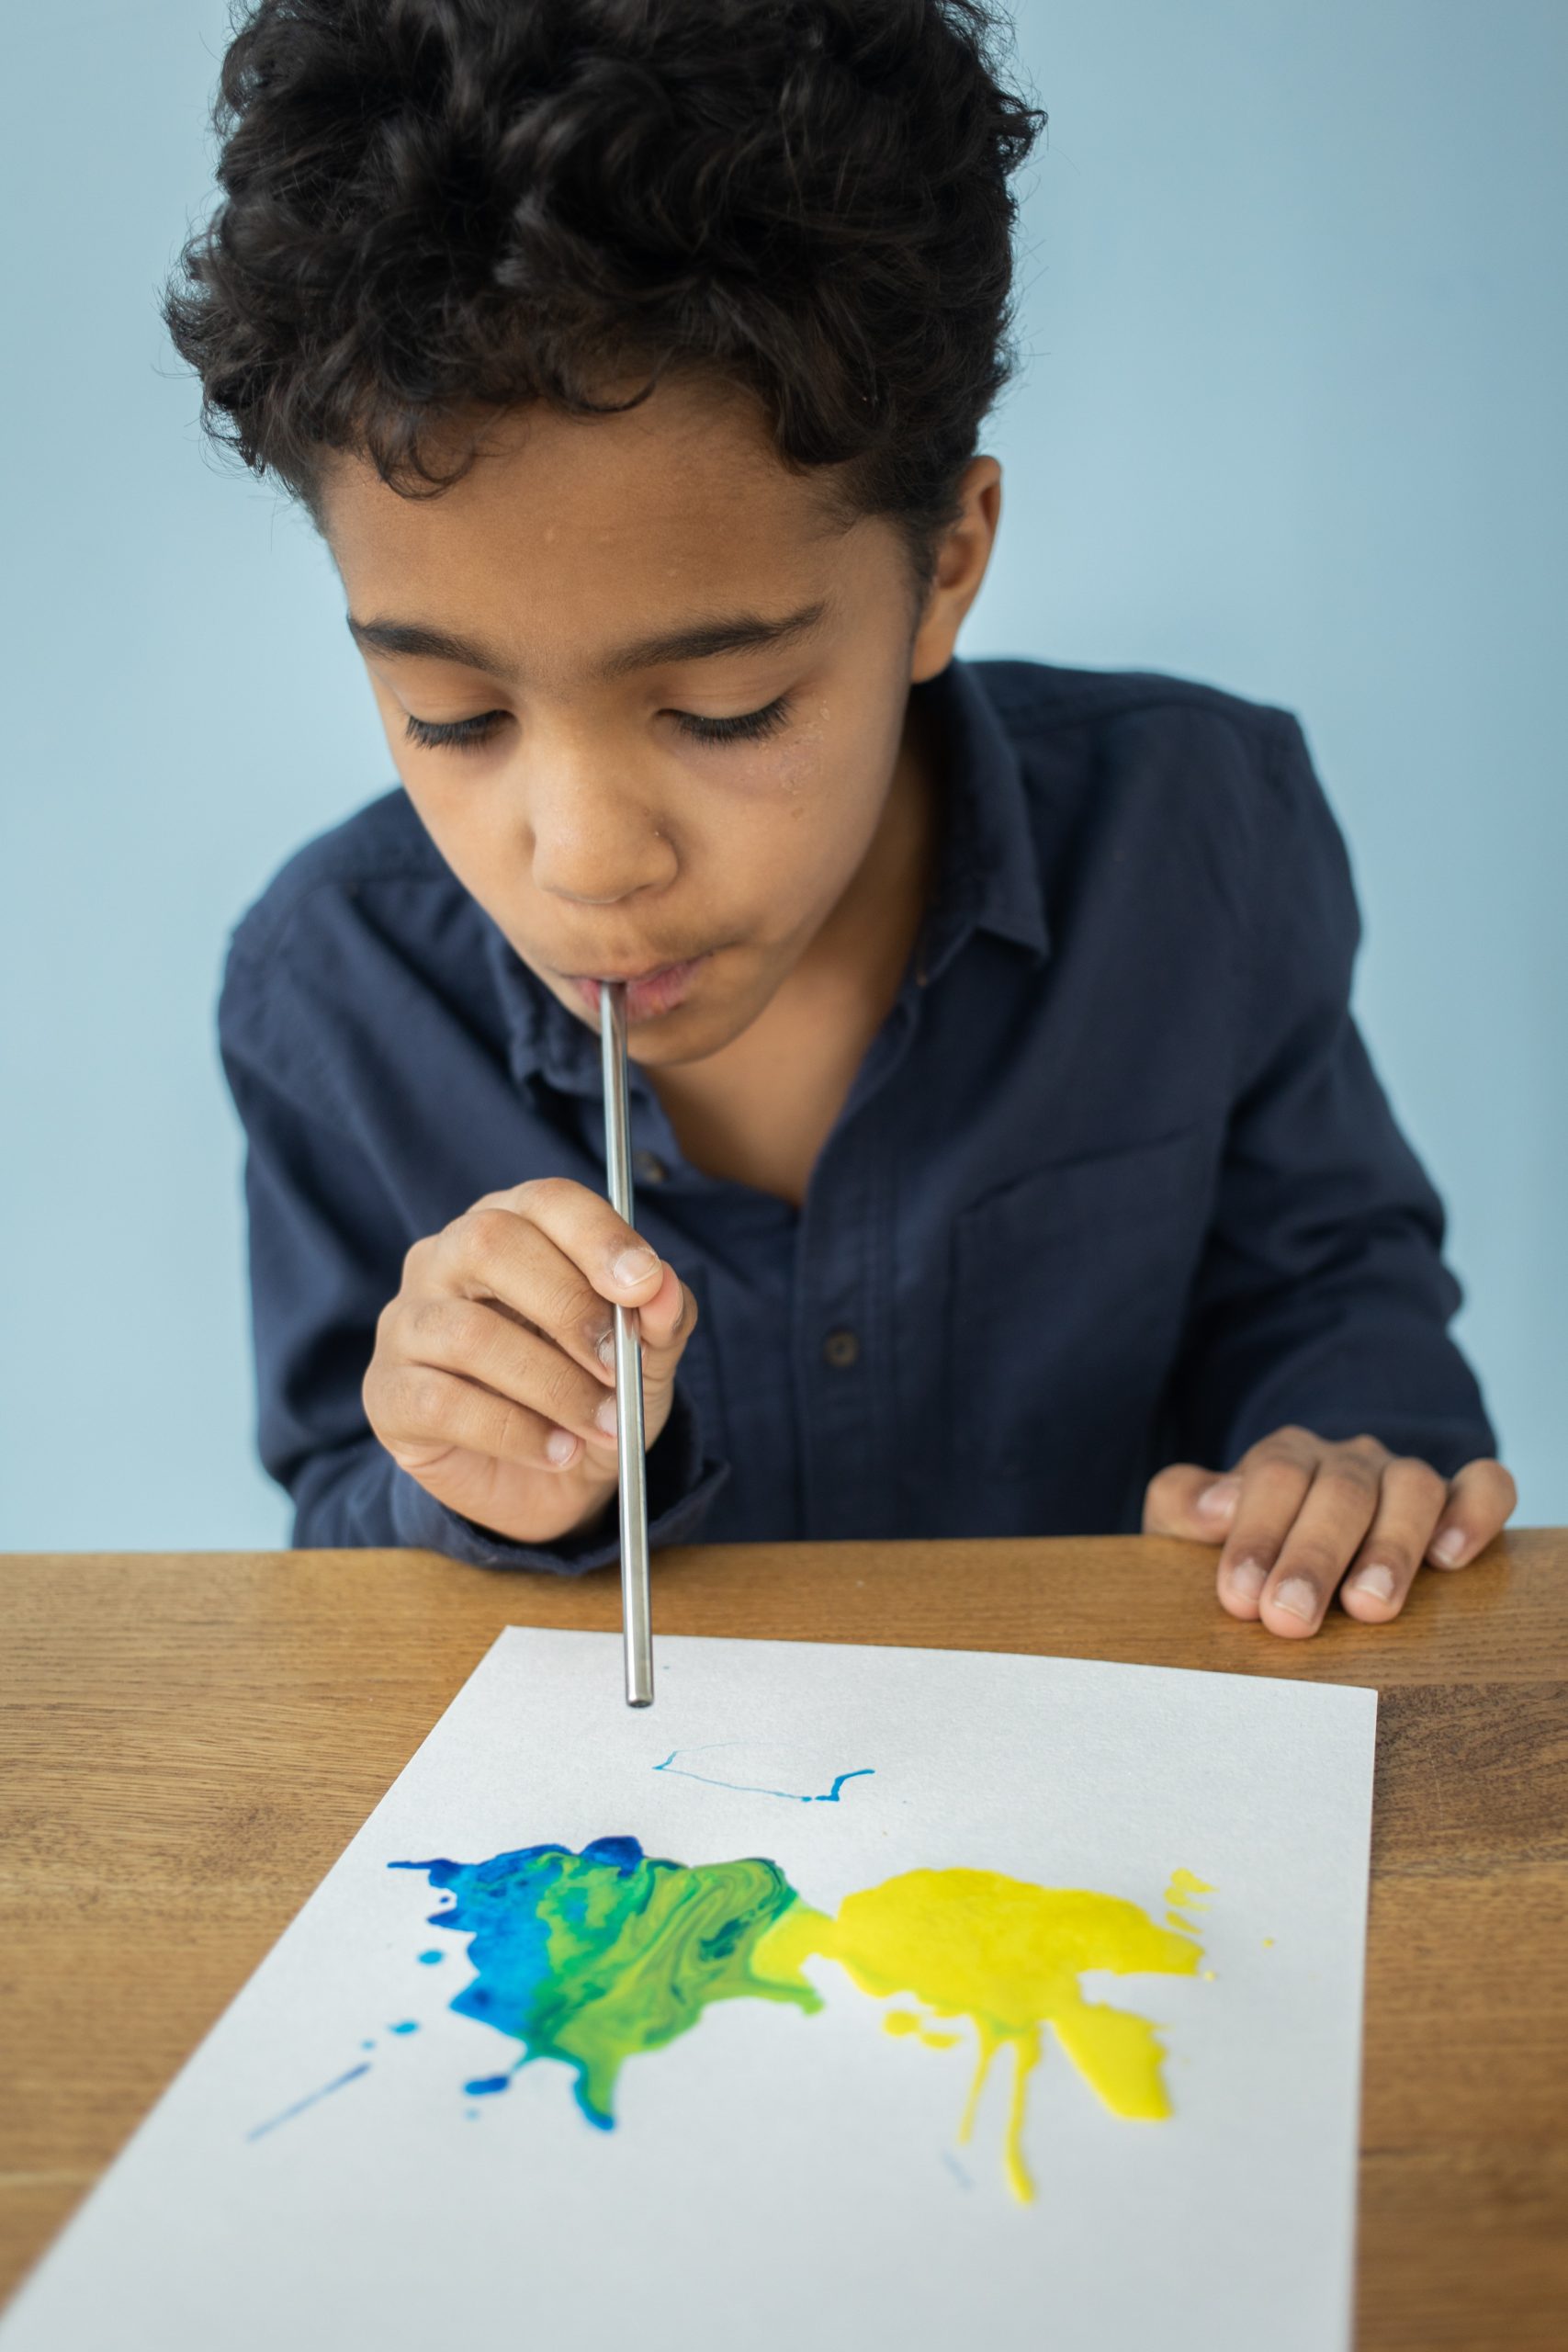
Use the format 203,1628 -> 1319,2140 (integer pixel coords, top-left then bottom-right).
246,2061 -> 370,2143
652,1749 -> 874,1804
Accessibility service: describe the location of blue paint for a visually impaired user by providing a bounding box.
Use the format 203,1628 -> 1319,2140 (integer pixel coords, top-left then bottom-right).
464,2073 -> 513,2097
246,2061 -> 370,2142
389,2019 -> 419,2035
360,2039 -> 376,2051
417,1949 -> 445,1965
652,1747 -> 875,1804
941,2151 -> 974,2191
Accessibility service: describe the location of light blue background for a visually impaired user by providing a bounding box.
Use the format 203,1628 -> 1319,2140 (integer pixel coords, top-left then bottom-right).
3,2 -> 1563,1547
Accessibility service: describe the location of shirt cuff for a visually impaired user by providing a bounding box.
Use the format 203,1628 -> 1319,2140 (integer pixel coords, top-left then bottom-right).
386,1379 -> 730,1575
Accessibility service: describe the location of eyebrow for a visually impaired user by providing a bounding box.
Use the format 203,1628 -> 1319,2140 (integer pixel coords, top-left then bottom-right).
344,599 -> 829,682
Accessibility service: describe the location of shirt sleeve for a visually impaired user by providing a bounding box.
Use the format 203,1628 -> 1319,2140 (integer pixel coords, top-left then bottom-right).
1165,711 -> 1498,1479
216,933 -> 731,1574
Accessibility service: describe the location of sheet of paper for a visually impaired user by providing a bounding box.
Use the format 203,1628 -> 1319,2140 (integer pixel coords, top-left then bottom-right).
1,1630 -> 1377,2352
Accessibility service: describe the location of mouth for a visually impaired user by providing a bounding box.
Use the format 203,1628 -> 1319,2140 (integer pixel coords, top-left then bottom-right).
566,953 -> 713,1024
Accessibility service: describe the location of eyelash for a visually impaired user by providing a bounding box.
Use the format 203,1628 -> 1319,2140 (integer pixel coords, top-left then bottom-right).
402,695 -> 793,755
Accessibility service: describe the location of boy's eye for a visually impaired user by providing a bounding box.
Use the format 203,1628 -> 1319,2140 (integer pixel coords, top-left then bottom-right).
401,694 -> 793,755
403,709 -> 507,753
671,695 -> 792,744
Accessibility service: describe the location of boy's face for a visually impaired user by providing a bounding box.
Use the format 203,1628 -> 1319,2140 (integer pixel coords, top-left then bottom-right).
320,374 -> 994,1063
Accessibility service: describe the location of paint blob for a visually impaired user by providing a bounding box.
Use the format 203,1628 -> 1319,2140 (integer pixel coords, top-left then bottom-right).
390,1838 -> 818,2129
391,1837 -> 1208,2200
756,1868 -> 1201,2201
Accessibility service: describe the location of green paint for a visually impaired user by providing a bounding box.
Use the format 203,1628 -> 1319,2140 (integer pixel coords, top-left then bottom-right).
390,1836 -> 820,2128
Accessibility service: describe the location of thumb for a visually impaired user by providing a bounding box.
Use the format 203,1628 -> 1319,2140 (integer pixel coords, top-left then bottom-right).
629,1265 -> 698,1435
1143,1461 -> 1242,1540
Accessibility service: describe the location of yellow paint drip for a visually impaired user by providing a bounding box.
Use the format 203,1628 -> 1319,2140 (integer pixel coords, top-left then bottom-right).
756,1868 -> 1205,2203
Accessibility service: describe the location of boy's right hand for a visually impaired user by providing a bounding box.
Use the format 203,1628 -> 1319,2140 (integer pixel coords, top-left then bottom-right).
362,1178 -> 697,1546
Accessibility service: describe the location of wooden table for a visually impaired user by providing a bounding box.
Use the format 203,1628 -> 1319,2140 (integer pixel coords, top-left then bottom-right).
3,1532 -> 1565,2345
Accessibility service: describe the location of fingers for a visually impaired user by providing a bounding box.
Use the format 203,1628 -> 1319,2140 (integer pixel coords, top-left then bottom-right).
1148,1425 -> 1519,1642
375,1180 -> 700,1481
1425,1458 -> 1518,1570
468,1177 -> 669,1313
1215,1431 -> 1393,1635
381,1295 -> 624,1469
1212,1428 -> 1321,1619
369,1360 -> 603,1479
1143,1462 -> 1241,1539
1337,1456 -> 1449,1623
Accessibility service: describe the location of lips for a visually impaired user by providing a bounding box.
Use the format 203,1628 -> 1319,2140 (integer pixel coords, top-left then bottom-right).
570,954 -> 710,1023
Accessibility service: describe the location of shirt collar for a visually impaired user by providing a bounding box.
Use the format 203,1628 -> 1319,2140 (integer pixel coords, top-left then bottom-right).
483,653 -> 1050,1098
910,654 -> 1050,985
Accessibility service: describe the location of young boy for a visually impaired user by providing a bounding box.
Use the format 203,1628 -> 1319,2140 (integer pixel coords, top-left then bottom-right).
166,0 -> 1514,1638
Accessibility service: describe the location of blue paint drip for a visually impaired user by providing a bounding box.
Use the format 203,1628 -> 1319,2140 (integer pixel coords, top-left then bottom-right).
464,2073 -> 513,2097
246,2062 -> 370,2143
417,1949 -> 445,1965
389,2019 -> 420,2035
651,1750 -> 875,1804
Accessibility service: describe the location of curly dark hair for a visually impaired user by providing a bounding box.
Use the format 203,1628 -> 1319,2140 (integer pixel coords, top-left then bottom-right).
162,0 -> 1044,585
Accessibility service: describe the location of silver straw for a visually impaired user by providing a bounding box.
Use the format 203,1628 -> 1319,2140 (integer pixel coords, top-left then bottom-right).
599,980 -> 654,1706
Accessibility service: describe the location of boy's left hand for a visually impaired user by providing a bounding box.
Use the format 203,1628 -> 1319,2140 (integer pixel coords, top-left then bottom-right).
1143,1426 -> 1517,1637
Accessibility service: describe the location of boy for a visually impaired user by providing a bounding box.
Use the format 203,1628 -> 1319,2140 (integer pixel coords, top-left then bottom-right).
165,0 -> 1514,1638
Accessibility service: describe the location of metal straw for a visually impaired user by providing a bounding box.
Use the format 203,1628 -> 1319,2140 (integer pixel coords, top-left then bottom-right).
599,980 -> 654,1706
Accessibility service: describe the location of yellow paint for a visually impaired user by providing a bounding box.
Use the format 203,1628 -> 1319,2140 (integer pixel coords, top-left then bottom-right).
885,2008 -> 959,2050
1263,1936 -> 1275,1949
1166,1869 -> 1213,1907
756,1868 -> 1205,2203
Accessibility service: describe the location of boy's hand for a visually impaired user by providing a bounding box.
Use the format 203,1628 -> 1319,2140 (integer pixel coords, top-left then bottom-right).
1143,1426 -> 1517,1637
363,1178 -> 697,1546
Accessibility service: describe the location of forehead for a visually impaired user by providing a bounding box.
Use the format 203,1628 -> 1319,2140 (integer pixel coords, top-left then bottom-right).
318,375 -> 857,683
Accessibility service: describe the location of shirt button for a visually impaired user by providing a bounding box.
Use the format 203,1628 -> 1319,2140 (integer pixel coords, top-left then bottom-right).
633,1150 -> 669,1184
822,1328 -> 860,1369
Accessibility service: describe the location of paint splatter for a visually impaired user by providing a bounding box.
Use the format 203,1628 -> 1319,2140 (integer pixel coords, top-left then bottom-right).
757,1869 -> 1201,2202
389,1837 -> 818,2129
652,1745 -> 874,1804
246,2062 -> 370,2142
389,1838 -> 1208,2200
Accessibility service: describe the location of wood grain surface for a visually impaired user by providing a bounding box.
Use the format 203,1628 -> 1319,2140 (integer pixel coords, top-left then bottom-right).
3,1530 -> 1565,2346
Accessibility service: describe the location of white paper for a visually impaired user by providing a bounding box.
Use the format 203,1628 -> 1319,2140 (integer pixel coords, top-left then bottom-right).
1,1630 -> 1377,2351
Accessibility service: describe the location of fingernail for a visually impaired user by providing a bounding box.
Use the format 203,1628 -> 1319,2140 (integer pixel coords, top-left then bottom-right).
596,1329 -> 616,1367
1273,1577 -> 1317,1622
1198,1477 -> 1241,1520
1430,1525 -> 1468,1566
1349,1563 -> 1396,1602
612,1247 -> 660,1289
545,1428 -> 578,1466
1224,1559 -> 1266,1603
595,1395 -> 620,1435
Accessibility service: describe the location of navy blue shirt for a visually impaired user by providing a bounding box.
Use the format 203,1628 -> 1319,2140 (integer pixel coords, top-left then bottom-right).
218,655 -> 1495,1573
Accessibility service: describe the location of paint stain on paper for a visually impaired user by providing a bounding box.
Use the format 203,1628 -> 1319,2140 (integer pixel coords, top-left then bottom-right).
247,2062 -> 370,2143
652,1746 -> 874,1804
755,1868 -> 1201,2201
389,1837 -> 818,2127
389,1838 -> 1208,2201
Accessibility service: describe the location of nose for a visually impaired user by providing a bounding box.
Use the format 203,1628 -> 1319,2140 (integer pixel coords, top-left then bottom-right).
526,750 -> 678,908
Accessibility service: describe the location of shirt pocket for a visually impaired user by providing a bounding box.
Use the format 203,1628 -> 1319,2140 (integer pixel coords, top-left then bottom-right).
947,1125 -> 1211,1481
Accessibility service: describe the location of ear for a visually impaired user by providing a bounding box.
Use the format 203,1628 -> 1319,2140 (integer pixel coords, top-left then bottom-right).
908,457 -> 1003,681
